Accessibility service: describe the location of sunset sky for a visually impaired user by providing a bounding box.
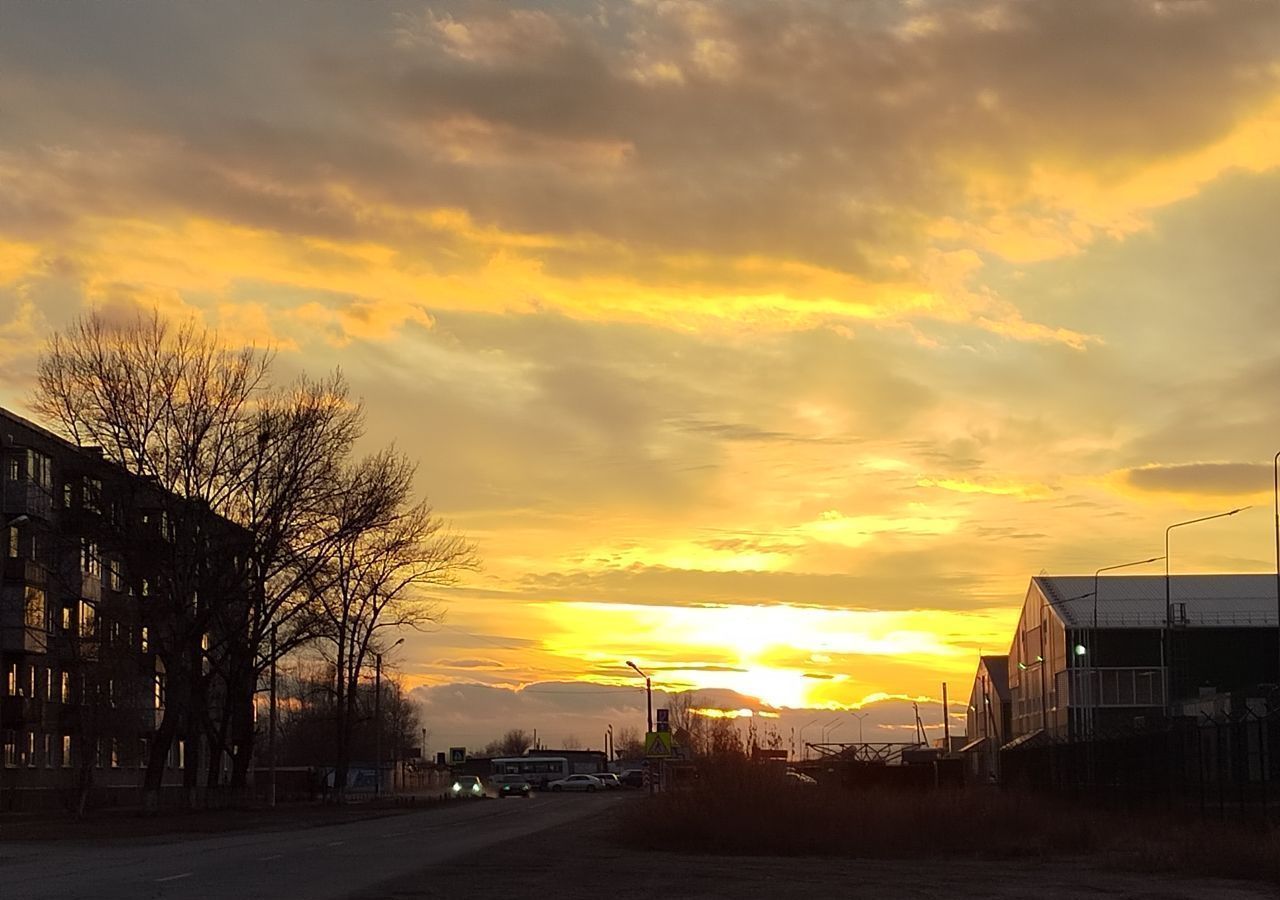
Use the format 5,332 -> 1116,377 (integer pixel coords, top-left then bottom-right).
3,0 -> 1280,751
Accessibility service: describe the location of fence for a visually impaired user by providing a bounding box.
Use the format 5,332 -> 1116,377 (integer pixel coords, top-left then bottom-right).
1001,704 -> 1280,823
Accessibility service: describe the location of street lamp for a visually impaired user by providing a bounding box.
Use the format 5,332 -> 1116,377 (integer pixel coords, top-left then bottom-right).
1274,452 -> 1280,698
1165,507 -> 1248,711
374,637 -> 405,799
821,716 -> 843,743
797,718 -> 820,760
625,661 -> 652,733
851,711 -> 868,743
1090,556 -> 1164,739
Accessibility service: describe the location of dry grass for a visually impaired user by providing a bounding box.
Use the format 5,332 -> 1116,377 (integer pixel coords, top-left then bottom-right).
617,764 -> 1280,885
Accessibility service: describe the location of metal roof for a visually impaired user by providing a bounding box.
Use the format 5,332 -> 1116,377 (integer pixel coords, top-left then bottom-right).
1034,574 -> 1279,629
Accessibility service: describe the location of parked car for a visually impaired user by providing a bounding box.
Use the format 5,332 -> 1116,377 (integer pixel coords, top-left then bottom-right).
594,773 -> 622,790
451,774 -> 485,798
547,774 -> 603,792
784,769 -> 818,787
619,769 -> 646,788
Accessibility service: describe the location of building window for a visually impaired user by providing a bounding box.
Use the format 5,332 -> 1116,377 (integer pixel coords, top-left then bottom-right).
107,559 -> 123,592
44,667 -> 52,701
154,674 -> 166,710
110,739 -> 119,768
78,600 -> 96,637
141,578 -> 150,598
61,604 -> 72,633
61,735 -> 72,768
5,662 -> 15,696
63,482 -> 73,508
82,477 -> 102,514
81,539 -> 101,577
140,626 -> 149,653
2,731 -> 16,767
27,450 -> 51,488
44,733 -> 53,768
61,671 -> 71,704
24,586 -> 46,630
6,525 -> 16,559
4,455 -> 17,481
26,732 -> 37,767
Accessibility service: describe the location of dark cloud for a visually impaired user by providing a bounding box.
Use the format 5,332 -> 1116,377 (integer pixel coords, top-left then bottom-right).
1122,462 -> 1271,497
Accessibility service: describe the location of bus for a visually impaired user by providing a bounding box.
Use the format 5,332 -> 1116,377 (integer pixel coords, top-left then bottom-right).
490,756 -> 570,789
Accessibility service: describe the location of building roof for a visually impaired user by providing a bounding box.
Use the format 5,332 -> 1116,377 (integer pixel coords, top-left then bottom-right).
1035,574 -> 1279,629
978,655 -> 1010,699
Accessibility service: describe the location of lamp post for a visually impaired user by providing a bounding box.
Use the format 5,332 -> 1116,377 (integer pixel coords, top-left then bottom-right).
821,716 -> 844,743
797,718 -> 820,760
374,637 -> 405,799
851,711 -> 868,743
1274,452 -> 1280,697
1165,507 -> 1248,711
1090,556 -> 1164,739
625,661 -> 652,732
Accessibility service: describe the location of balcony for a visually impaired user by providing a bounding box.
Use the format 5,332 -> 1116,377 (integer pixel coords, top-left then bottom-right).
2,478 -> 54,520
0,623 -> 50,654
0,695 -> 40,726
2,557 -> 46,585
79,572 -> 101,603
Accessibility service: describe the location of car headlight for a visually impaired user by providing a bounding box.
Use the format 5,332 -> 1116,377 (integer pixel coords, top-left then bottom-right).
452,783 -> 461,792
472,784 -> 482,793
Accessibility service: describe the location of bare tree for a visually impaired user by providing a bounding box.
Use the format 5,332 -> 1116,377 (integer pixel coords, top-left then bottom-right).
561,734 -> 583,751
481,729 -> 534,758
317,451 -> 476,799
34,311 -> 268,809
668,692 -> 709,757
614,726 -> 645,759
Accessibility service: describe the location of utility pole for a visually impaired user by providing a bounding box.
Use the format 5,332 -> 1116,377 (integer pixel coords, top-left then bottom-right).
941,682 -> 950,750
374,653 -> 382,800
268,623 -> 277,807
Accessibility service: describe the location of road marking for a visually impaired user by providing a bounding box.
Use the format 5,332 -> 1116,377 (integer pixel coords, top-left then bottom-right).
257,854 -> 283,861
326,840 -> 345,847
155,873 -> 192,883
384,830 -> 411,837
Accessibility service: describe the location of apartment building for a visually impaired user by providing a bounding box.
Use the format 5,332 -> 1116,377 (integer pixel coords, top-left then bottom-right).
0,406 -> 250,808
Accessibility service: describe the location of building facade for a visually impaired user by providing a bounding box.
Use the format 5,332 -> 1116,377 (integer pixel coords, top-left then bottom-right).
962,655 -> 1010,781
1001,574 -> 1279,747
0,407 -> 250,808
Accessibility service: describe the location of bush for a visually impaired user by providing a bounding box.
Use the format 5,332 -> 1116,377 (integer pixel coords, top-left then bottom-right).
618,762 -> 1280,884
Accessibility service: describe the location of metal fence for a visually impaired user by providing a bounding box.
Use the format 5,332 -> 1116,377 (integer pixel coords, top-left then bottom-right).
1001,704 -> 1280,823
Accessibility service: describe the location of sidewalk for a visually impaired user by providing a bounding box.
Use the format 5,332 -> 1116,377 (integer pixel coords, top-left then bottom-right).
0,790 -> 449,843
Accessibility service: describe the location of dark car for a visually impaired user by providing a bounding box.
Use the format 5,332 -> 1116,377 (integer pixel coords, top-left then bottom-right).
619,769 -> 645,788
498,779 -> 532,799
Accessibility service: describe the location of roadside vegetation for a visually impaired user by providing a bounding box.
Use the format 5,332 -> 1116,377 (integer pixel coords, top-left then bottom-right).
618,760 -> 1280,885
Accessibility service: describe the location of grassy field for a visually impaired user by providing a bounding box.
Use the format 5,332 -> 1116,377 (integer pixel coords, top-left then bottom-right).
618,764 -> 1280,885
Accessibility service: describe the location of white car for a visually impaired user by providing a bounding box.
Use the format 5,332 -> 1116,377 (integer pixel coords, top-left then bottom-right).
547,774 -> 603,793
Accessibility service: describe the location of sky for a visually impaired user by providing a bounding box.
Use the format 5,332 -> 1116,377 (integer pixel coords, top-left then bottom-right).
3,0 -> 1280,753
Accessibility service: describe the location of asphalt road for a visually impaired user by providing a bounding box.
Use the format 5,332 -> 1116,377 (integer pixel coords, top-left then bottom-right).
0,793 -> 626,900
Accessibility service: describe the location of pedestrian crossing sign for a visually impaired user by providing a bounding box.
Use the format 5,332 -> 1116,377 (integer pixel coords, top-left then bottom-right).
644,731 -> 674,756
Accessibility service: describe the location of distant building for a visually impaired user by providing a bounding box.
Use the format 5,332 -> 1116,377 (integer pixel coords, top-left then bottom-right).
962,655 -> 1010,782
1001,574 -> 1279,747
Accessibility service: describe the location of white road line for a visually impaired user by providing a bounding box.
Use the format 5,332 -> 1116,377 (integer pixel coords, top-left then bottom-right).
154,873 -> 192,883
326,840 -> 345,847
384,831 -> 411,837
257,854 -> 283,861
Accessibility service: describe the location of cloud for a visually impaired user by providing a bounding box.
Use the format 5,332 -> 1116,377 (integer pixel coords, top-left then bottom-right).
1119,462 -> 1271,497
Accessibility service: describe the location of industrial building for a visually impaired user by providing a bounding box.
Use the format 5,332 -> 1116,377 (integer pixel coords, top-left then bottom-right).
965,574 -> 1279,759
961,655 -> 1010,782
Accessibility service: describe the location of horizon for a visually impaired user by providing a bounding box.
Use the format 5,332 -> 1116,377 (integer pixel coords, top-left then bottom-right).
4,0 -> 1280,752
